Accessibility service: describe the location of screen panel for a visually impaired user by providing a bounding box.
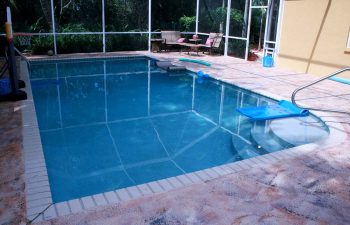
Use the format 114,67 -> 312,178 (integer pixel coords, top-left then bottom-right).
54,0 -> 102,32
152,0 -> 196,32
56,34 -> 103,53
105,0 -> 148,32
106,34 -> 148,52
198,0 -> 227,34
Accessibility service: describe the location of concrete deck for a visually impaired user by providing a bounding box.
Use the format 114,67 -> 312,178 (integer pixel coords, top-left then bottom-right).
1,51 -> 349,225
0,102 -> 26,225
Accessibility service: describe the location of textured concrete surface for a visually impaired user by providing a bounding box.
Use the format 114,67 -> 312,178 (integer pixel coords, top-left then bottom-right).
36,149 -> 350,225
0,101 -> 26,225
2,51 -> 350,225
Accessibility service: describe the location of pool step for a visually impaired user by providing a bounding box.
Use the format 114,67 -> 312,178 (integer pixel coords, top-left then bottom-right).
233,117 -> 327,159
250,121 -> 294,153
231,134 -> 260,160
270,117 -> 329,146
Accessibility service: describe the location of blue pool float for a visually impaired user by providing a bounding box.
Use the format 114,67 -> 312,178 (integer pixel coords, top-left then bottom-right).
197,70 -> 210,78
179,58 -> 211,67
329,76 -> 350,85
237,100 -> 309,121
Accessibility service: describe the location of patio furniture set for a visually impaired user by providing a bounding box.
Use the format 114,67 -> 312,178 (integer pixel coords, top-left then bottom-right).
151,31 -> 223,55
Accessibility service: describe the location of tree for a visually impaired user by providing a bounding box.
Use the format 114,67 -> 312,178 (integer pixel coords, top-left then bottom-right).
39,0 -> 52,30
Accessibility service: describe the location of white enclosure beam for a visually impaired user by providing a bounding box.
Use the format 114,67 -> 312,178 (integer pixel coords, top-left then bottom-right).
198,32 -> 246,40
243,0 -> 249,37
195,0 -> 200,34
263,0 -> 272,57
245,0 -> 253,61
224,0 -> 232,56
50,0 -> 57,55
251,6 -> 269,9
148,0 -> 152,52
102,0 -> 106,53
274,0 -> 285,65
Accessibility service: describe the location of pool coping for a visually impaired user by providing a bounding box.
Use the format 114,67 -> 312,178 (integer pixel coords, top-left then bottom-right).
20,55 -> 347,222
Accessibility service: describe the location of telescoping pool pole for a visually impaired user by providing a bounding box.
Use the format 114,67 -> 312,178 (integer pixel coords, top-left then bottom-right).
2,6 -> 27,101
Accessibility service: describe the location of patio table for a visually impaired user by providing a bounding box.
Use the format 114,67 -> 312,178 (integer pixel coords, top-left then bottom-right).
151,39 -> 164,52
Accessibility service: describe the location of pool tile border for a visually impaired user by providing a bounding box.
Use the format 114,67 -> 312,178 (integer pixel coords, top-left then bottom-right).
21,61 -> 53,222
20,55 -> 347,222
28,54 -> 147,63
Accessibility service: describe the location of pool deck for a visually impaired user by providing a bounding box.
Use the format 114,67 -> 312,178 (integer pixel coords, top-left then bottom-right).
1,51 -> 350,225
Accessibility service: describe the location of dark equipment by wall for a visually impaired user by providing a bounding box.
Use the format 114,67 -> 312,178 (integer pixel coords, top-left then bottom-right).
0,5 -> 27,102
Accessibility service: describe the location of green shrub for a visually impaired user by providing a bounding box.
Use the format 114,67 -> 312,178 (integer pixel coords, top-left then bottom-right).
29,35 -> 54,54
179,16 -> 196,32
228,39 -> 246,58
56,24 -> 102,53
56,35 -> 102,54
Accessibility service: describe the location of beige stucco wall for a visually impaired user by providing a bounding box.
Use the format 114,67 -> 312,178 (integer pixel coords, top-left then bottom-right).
277,0 -> 350,78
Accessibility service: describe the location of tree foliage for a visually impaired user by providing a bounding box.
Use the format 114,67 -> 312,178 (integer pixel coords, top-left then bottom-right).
179,16 -> 196,32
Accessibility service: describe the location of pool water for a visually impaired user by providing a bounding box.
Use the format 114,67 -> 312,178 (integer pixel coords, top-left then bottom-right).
29,57 -> 328,202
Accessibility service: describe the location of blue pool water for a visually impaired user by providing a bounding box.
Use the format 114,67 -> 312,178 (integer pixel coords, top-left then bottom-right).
29,57 -> 328,202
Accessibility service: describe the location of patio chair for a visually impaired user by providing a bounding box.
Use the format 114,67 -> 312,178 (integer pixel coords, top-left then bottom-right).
180,33 -> 223,55
161,31 -> 183,51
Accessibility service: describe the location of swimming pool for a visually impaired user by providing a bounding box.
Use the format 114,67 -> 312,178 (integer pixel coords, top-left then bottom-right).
29,56 -> 328,203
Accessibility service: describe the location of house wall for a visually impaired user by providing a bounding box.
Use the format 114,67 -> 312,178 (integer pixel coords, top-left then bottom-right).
277,0 -> 350,78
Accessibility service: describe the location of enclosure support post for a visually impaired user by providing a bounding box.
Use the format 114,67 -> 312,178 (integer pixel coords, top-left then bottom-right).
245,0 -> 253,61
148,0 -> 151,52
102,0 -> 106,53
243,0 -> 249,37
224,0 -> 232,56
275,0 -> 285,64
263,0 -> 271,57
50,0 -> 57,55
195,0 -> 199,34
266,0 -> 273,42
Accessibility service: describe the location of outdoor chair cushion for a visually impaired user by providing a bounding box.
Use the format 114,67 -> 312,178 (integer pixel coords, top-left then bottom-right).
205,38 -> 214,46
177,38 -> 187,43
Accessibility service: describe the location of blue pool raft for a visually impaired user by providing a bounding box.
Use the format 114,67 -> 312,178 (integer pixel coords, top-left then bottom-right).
197,70 -> 210,78
237,100 -> 309,121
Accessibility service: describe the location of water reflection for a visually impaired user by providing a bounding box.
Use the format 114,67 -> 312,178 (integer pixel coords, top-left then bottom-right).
31,58 -> 270,134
